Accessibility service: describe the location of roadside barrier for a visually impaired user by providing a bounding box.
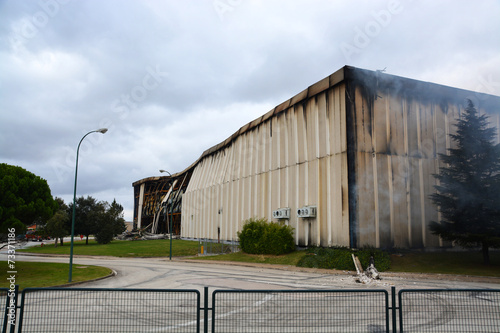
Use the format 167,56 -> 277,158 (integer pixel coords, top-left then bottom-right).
1,286 -> 499,332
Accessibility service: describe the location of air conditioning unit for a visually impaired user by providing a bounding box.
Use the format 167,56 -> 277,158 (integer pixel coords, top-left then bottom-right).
297,206 -> 317,218
272,208 -> 290,219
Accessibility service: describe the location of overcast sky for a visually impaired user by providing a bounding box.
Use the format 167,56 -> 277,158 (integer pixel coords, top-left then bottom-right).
1,0 -> 499,222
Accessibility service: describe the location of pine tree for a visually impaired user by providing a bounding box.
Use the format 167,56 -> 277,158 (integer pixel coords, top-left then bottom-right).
430,100 -> 500,264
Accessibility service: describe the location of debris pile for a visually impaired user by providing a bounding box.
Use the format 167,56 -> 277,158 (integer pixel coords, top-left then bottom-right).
352,254 -> 381,284
116,223 -> 176,241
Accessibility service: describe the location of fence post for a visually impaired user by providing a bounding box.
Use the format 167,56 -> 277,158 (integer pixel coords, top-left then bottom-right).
4,285 -> 18,333
391,286 -> 397,333
204,287 -> 209,333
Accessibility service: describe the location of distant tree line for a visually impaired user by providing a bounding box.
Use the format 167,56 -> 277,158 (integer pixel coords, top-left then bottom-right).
0,163 -> 125,244
46,196 -> 126,246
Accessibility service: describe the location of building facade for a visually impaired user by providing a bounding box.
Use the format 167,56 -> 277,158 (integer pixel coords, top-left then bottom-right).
133,66 -> 500,249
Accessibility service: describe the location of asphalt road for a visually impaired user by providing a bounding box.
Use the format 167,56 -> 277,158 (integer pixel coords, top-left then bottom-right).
4,252 -> 500,332
10,253 -> 500,291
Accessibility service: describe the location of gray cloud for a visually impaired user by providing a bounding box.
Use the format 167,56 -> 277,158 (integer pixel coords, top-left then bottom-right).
1,0 -> 499,220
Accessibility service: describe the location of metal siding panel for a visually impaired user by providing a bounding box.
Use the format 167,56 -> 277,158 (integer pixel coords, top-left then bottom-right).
240,134 -> 248,179
261,172 -> 269,220
407,99 -> 419,157
296,104 -> 307,164
266,121 -> 273,172
340,85 -> 348,153
257,125 -> 266,174
270,169 -> 279,216
249,129 -> 258,176
318,157 -> 328,246
356,152 -> 376,247
327,152 -> 350,247
236,138 -> 244,180
340,153 -> 350,246
354,86 -> 373,153
278,114 -> 286,169
373,95 -> 388,153
317,93 -> 328,158
297,162 -> 307,245
286,109 -> 296,166
435,103 -> 448,155
222,148 -> 232,183
420,103 -> 435,158
238,177 -> 244,230
376,154 -> 391,248
287,164 -> 298,243
391,155 -> 410,248
422,157 -> 440,247
271,117 -> 278,171
372,153 -> 380,248
306,98 -> 317,162
280,165 -> 288,209
242,176 -> 250,222
329,85 -> 346,154
220,182 -> 227,240
409,156 -> 423,247
252,173 -> 259,217
389,94 -> 405,156
307,159 -> 318,245
231,173 -> 238,238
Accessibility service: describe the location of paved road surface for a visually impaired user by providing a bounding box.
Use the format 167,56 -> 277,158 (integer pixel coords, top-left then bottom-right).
4,253 -> 500,332
9,253 -> 500,291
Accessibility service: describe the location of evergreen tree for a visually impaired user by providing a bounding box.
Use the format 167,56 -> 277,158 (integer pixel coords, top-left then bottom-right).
67,196 -> 100,244
0,164 -> 58,234
45,210 -> 69,247
430,100 -> 500,264
94,199 -> 126,244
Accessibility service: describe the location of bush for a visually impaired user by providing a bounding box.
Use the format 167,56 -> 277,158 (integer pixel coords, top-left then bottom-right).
238,217 -> 295,255
296,247 -> 391,271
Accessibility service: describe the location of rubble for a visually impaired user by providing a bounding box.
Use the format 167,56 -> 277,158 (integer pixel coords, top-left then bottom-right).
352,254 -> 381,284
116,223 -> 175,241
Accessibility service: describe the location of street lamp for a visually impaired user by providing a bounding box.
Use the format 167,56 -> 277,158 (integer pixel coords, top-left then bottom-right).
159,169 -> 173,260
68,128 -> 108,282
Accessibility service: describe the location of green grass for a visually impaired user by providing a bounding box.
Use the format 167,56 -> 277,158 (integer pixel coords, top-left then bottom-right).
20,239 -> 500,278
0,261 -> 112,290
196,250 -> 307,266
19,239 -> 200,257
389,251 -> 500,277
195,249 -> 500,277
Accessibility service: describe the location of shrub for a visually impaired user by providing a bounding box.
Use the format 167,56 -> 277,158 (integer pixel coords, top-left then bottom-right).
238,217 -> 295,255
296,247 -> 391,271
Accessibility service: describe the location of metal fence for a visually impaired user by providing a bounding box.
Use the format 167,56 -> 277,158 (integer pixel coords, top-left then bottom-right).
18,288 -> 200,333
3,286 -> 500,333
399,289 -> 500,333
212,289 -> 389,332
198,239 -> 239,256
0,288 -> 11,333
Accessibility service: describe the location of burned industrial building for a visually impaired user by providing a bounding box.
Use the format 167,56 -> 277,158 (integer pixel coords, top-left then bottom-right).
133,65 -> 500,249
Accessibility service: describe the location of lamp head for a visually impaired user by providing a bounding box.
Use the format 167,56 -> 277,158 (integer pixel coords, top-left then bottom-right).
97,128 -> 108,134
159,169 -> 172,176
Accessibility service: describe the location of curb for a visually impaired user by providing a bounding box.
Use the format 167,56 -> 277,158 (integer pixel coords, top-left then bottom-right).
41,269 -> 117,288
12,253 -> 500,285
180,258 -> 500,285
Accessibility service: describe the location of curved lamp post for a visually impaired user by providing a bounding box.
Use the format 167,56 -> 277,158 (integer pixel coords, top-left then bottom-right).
159,169 -> 173,260
68,128 -> 108,282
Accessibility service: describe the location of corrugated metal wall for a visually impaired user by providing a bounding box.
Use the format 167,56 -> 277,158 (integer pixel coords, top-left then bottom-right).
180,67 -> 500,249
349,83 -> 500,249
181,84 -> 350,246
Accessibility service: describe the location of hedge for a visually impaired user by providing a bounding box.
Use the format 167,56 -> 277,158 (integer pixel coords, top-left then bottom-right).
237,217 -> 295,255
